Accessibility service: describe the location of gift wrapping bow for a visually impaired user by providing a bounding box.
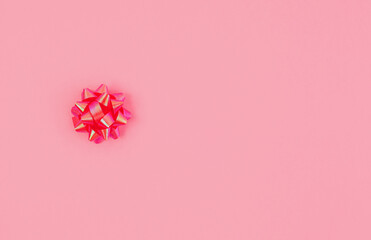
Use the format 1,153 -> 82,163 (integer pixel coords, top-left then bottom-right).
71,84 -> 131,143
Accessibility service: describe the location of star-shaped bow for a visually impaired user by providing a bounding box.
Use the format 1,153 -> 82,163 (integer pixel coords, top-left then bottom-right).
71,84 -> 131,143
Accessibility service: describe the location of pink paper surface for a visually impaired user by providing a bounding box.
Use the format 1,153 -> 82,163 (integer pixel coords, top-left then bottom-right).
1,0 -> 371,239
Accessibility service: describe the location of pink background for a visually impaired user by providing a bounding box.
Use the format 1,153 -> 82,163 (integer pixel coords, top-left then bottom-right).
1,0 -> 371,239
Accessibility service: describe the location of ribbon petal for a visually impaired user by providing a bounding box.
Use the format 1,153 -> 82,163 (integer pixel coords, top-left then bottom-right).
75,101 -> 88,112
115,110 -> 128,125
82,88 -> 96,100
71,106 -> 82,117
100,128 -> 110,140
95,84 -> 108,94
111,93 -> 125,101
123,109 -> 132,120
94,136 -> 105,144
110,127 -> 120,139
88,129 -> 100,141
74,120 -> 86,132
96,92 -> 111,107
111,99 -> 124,113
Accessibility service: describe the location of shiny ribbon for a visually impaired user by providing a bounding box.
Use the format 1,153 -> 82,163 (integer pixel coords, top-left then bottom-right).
71,84 -> 131,143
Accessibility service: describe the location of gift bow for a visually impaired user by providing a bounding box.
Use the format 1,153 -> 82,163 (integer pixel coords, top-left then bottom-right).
71,84 -> 131,143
